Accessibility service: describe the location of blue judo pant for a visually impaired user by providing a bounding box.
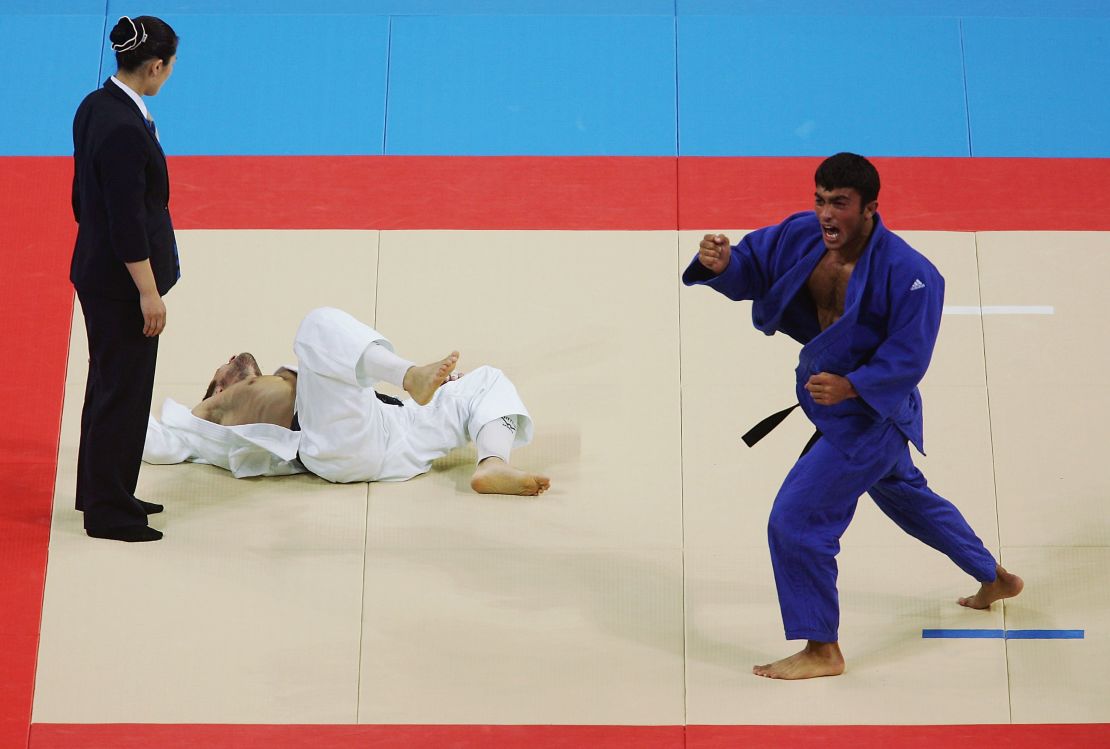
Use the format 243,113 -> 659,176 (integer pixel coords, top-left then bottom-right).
767,424 -> 998,643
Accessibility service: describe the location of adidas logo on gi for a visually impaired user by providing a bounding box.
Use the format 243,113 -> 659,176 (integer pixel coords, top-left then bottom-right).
910,279 -> 926,291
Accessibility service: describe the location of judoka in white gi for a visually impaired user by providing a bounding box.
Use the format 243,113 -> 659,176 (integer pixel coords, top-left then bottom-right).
683,153 -> 1022,680
144,307 -> 550,496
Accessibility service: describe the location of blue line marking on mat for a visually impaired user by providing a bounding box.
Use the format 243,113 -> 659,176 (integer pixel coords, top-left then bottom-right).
1005,630 -> 1086,640
922,629 -> 1085,639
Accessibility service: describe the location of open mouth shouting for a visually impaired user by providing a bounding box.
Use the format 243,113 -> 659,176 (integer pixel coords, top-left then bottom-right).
822,224 -> 841,244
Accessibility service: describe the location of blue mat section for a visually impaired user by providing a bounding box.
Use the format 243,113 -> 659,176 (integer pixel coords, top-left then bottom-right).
109,0 -> 676,13
2,4 -> 1107,157
385,15 -> 677,155
677,15 -> 969,156
963,18 -> 1110,157
17,1 -> 1106,15
7,1 -> 106,12
679,1 -> 1110,17
922,629 -> 1086,639
0,15 -> 105,155
101,12 -> 391,155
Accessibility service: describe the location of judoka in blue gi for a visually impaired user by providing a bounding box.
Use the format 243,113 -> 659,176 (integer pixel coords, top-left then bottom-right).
682,153 -> 1023,680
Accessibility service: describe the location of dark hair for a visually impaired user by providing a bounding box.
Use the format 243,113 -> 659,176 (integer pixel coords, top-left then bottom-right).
815,152 -> 880,207
110,15 -> 178,72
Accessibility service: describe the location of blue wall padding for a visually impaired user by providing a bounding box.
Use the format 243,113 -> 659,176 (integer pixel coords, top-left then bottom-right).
677,15 -> 970,156
963,18 -> 1110,157
0,15 -> 106,155
385,15 -> 678,156
103,14 -> 391,155
678,1 -> 1110,17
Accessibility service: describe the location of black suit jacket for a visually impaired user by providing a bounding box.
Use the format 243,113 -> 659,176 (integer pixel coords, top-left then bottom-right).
71,78 -> 179,300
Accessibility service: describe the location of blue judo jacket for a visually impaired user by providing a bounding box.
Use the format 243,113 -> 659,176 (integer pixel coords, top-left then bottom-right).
682,211 -> 945,459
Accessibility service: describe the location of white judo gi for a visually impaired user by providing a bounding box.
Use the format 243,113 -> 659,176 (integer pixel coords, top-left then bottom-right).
143,307 -> 534,482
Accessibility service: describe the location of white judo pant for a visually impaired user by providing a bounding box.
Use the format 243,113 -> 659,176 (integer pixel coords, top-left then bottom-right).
292,307 -> 533,483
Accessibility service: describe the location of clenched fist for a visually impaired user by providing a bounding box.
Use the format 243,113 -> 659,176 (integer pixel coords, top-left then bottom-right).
697,233 -> 732,275
805,372 -> 858,406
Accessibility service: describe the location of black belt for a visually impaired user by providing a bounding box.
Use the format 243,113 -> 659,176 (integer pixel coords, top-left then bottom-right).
374,391 -> 404,407
742,403 -> 822,459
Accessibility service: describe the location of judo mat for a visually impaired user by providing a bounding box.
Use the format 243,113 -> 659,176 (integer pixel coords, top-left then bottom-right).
2,1 -> 1109,747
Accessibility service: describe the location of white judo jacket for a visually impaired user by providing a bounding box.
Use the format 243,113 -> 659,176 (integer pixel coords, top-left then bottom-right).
143,307 -> 533,482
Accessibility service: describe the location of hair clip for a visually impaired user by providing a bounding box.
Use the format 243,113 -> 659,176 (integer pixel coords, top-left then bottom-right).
111,16 -> 148,53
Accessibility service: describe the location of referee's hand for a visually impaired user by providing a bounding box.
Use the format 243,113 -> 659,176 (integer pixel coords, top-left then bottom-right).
697,233 -> 731,275
139,292 -> 167,337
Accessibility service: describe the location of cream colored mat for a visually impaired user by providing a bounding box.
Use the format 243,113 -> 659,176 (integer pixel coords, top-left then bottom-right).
33,229 -> 1109,726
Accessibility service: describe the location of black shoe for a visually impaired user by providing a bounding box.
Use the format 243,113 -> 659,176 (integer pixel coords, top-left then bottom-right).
138,499 -> 164,514
86,525 -> 163,542
75,499 -> 162,514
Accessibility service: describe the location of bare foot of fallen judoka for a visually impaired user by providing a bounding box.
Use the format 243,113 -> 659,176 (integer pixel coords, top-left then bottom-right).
958,565 -> 1024,609
403,352 -> 459,405
471,457 -> 550,496
753,641 -> 845,680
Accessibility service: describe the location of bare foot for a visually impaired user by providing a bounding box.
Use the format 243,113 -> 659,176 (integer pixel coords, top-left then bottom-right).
403,352 -> 459,405
470,458 -> 550,496
753,641 -> 845,680
958,565 -> 1024,609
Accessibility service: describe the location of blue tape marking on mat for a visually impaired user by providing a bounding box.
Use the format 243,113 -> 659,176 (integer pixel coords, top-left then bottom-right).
963,17 -> 1110,157
677,15 -> 969,156
923,629 -> 1005,639
922,629 -> 1086,639
0,15 -> 105,155
98,11 -> 390,155
386,15 -> 677,156
1005,630 -> 1085,640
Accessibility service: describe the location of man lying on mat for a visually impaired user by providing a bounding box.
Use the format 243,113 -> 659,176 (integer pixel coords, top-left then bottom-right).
143,307 -> 550,496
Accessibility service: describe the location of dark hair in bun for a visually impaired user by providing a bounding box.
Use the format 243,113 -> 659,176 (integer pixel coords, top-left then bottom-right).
109,15 -> 178,72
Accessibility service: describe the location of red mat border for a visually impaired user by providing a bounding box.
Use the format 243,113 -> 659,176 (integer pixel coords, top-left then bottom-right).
167,155 -> 1109,231
8,155 -> 1109,232
3,155 -> 1108,749
25,722 -> 1110,748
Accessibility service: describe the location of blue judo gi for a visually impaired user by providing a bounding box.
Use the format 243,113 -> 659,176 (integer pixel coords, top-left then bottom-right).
683,211 -> 998,643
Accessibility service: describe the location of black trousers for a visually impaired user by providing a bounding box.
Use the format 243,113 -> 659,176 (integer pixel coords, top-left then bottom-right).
76,292 -> 158,531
